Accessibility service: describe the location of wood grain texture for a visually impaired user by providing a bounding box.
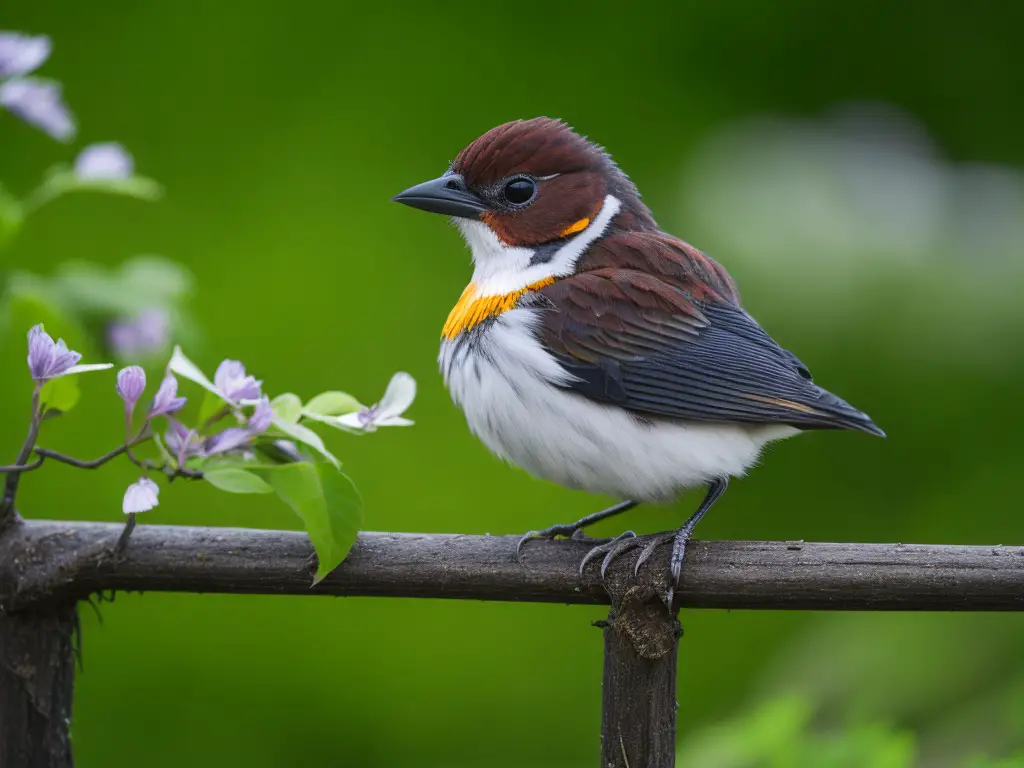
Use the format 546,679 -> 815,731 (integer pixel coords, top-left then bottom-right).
0,521 -> 1021,612
600,583 -> 681,768
0,604 -> 76,768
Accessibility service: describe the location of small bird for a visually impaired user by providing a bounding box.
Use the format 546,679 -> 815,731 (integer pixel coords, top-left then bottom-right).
394,118 -> 883,597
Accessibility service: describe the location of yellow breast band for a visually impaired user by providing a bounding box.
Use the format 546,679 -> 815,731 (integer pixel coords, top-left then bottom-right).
442,278 -> 556,339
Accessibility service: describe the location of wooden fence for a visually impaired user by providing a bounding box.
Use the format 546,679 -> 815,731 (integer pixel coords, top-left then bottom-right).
1,520 -> 1022,767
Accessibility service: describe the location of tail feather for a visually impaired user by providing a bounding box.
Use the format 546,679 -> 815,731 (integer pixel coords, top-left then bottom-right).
805,387 -> 886,437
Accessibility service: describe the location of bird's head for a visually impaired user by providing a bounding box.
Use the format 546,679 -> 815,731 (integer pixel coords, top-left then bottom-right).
394,118 -> 656,260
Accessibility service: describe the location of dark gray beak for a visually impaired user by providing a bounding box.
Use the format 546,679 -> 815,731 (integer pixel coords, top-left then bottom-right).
391,174 -> 487,219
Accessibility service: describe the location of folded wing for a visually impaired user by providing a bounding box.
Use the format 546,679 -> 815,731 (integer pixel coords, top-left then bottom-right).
533,236 -> 883,436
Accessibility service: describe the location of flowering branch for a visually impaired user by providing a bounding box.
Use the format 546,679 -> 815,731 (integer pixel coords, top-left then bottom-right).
0,28 -> 418,582
0,323 -> 416,583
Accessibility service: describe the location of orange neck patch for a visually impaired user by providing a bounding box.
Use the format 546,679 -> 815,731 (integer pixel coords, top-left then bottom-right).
559,217 -> 590,238
442,278 -> 555,339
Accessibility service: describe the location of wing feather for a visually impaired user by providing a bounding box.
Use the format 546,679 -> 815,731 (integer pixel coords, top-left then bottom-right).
534,236 -> 883,436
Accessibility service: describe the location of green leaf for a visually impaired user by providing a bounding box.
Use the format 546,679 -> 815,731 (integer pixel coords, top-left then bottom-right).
271,393 -> 303,424
33,166 -> 163,207
198,390 -> 228,426
152,433 -> 176,466
304,390 -> 362,417
168,345 -> 220,396
270,417 -> 339,468
45,256 -> 193,316
203,467 -> 273,494
256,462 -> 363,583
39,375 -> 81,415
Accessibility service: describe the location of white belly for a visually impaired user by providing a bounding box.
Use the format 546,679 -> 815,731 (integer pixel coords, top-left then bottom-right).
439,308 -> 798,502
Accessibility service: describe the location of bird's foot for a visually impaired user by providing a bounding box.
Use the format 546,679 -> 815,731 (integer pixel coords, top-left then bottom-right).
516,522 -> 595,559
577,531 -> 641,579
569,528 -> 613,544
515,500 -> 640,560
633,479 -> 728,607
629,527 -> 694,608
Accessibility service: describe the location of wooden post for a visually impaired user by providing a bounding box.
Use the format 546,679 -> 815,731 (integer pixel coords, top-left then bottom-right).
0,603 -> 77,767
600,582 -> 681,767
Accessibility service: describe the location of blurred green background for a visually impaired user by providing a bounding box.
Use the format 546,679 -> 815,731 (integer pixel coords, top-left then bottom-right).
3,1 -> 1024,765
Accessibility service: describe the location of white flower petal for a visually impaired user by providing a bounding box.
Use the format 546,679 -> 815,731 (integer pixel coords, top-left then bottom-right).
59,363 -> 113,376
335,412 -> 367,429
122,477 -> 159,514
168,345 -> 220,397
377,416 -> 414,427
376,372 -> 416,420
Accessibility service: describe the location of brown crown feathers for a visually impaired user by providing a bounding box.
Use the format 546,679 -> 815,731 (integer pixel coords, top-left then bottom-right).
450,117 -> 656,246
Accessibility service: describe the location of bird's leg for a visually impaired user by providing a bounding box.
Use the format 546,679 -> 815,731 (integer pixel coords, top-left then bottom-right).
516,500 -> 639,558
633,478 -> 729,604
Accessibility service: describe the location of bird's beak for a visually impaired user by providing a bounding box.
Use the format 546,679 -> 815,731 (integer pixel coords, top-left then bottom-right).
391,174 -> 487,219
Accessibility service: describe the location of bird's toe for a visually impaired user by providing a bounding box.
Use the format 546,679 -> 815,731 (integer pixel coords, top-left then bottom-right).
633,531 -> 675,577
577,531 -> 637,577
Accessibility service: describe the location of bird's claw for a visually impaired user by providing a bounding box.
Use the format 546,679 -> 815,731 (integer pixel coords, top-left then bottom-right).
633,531 -> 675,577
570,528 -> 610,544
628,528 -> 694,609
577,531 -> 639,578
516,523 -> 587,559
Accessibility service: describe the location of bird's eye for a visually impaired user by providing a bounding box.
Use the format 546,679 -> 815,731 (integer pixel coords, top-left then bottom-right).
502,177 -> 537,206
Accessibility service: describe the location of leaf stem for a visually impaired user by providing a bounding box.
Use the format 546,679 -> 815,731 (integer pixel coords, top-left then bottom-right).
202,405 -> 231,430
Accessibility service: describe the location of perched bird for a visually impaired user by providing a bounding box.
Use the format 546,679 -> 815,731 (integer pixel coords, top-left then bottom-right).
394,118 -> 883,597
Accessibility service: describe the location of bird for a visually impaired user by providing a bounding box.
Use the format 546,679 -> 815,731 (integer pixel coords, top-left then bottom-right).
393,117 -> 884,600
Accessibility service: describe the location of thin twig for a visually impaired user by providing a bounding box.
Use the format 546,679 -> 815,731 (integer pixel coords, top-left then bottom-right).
0,383 -> 43,526
202,406 -> 231,430
114,514 -> 137,556
34,429 -> 153,471
144,460 -> 203,480
0,457 -> 45,474
35,445 -> 132,470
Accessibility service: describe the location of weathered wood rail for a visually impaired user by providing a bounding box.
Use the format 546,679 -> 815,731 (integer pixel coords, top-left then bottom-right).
1,521 -> 1022,767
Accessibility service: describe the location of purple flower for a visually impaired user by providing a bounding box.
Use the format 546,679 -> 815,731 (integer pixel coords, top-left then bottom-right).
0,32 -> 51,78
116,366 -> 146,417
337,372 -> 416,432
214,359 -> 262,402
27,324 -> 112,382
248,396 -> 273,434
202,398 -> 273,457
202,428 -> 252,456
107,308 -> 170,360
146,373 -> 187,419
165,419 -> 201,467
270,439 -> 303,463
74,142 -> 134,181
0,77 -> 75,142
122,476 -> 159,514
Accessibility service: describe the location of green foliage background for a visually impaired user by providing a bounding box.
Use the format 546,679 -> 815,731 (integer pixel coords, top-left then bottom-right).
2,1 -> 1023,765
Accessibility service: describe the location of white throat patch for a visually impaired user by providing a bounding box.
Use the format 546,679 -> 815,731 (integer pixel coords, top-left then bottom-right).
454,194 -> 622,297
